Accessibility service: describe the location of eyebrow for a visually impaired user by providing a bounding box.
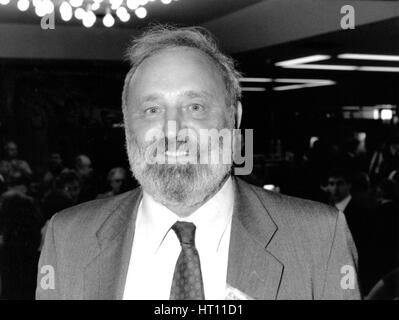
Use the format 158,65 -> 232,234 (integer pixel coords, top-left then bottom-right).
140,90 -> 214,103
140,93 -> 163,103
181,90 -> 214,100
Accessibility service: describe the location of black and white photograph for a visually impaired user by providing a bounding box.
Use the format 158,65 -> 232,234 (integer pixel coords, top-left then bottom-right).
0,0 -> 398,303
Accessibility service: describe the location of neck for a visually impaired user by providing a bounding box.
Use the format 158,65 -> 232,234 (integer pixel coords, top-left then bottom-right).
165,174 -> 231,218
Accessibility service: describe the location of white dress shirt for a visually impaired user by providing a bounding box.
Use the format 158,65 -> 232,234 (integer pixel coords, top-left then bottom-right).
335,194 -> 352,213
123,177 -> 234,300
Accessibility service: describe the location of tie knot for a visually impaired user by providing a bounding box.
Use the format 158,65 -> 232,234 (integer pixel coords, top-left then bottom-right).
172,221 -> 196,247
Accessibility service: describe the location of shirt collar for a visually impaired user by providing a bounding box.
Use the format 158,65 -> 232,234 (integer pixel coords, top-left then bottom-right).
335,194 -> 352,212
140,176 -> 234,253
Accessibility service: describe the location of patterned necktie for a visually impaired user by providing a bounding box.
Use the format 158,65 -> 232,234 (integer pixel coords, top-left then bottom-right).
169,221 -> 205,300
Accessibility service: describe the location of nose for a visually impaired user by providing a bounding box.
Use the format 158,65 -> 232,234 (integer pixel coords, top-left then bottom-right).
163,108 -> 183,141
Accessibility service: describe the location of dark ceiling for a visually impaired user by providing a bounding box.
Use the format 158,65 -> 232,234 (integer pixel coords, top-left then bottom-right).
1,1 -> 398,110
234,17 -> 399,109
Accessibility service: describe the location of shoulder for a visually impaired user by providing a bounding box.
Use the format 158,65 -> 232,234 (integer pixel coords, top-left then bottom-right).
238,178 -> 338,218
236,178 -> 340,238
50,188 -> 141,239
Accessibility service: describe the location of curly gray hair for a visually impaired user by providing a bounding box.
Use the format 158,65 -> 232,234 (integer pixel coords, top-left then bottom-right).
121,25 -> 242,116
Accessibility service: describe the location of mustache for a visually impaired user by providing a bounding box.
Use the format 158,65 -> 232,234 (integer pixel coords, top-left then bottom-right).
133,136 -> 200,165
164,138 -> 192,152
147,137 -> 198,154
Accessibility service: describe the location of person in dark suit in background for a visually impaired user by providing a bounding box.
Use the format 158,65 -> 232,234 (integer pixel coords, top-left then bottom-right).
324,168 -> 371,248
324,168 -> 374,291
36,25 -> 360,300
364,178 -> 399,294
1,192 -> 41,299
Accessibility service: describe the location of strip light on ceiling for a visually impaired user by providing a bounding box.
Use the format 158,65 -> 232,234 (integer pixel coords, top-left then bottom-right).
275,55 -> 331,67
282,64 -> 358,71
241,87 -> 267,92
239,77 -> 272,83
274,78 -> 335,84
276,54 -> 399,72
273,79 -> 335,91
338,53 -> 399,62
358,66 -> 399,72
240,78 -> 336,91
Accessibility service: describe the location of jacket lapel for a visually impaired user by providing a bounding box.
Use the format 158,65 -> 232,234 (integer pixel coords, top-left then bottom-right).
227,178 -> 284,300
83,188 -> 142,300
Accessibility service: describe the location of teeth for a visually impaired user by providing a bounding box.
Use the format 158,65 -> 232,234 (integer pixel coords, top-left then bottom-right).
165,151 -> 187,157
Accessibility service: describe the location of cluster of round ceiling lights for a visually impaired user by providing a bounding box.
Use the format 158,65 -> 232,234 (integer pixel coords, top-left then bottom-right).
0,0 -> 179,28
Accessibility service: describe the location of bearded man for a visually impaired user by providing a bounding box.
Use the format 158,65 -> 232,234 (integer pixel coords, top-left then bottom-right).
36,26 -> 360,300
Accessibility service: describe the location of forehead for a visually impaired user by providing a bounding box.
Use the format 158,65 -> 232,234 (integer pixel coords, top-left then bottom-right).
128,47 -> 226,101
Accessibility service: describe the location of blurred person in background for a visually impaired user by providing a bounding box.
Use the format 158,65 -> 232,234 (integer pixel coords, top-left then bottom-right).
0,173 -> 7,195
39,169 -> 82,253
363,177 -> 399,294
74,154 -> 99,203
74,154 -> 93,181
323,168 -> 373,291
369,135 -> 399,181
324,168 -> 354,212
0,141 -> 32,187
41,169 -> 81,223
0,176 -> 31,201
323,168 -> 372,243
0,192 -> 41,299
41,152 -> 65,194
96,167 -> 128,199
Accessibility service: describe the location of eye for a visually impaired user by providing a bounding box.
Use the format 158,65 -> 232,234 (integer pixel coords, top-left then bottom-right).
144,106 -> 162,115
188,104 -> 205,113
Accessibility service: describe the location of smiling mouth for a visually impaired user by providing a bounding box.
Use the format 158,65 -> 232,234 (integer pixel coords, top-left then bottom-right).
165,150 -> 189,157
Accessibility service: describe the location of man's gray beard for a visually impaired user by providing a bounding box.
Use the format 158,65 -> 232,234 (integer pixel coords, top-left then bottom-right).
126,137 -> 231,209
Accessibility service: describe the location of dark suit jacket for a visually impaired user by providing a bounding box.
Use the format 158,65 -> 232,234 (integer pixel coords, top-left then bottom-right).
36,177 -> 361,299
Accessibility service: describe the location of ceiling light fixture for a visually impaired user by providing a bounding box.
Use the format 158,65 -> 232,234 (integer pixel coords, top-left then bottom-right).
275,55 -> 331,67
1,0 -> 182,28
276,53 -> 399,73
103,7 -> 115,27
82,6 -> 96,27
274,78 -> 335,84
273,81 -> 335,91
358,66 -> 399,73
239,78 -> 336,92
338,53 -> 399,62
17,0 -> 30,11
240,77 -> 272,83
74,7 -> 85,20
283,64 -> 358,71
70,0 -> 84,8
60,1 -> 73,21
135,6 -> 147,18
241,87 -> 267,92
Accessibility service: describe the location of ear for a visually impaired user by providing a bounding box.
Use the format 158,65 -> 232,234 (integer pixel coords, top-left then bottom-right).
235,101 -> 243,129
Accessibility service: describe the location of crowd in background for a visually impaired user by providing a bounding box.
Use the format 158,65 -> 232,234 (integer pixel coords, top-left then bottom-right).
0,129 -> 398,299
296,133 -> 399,297
0,141 -> 136,299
